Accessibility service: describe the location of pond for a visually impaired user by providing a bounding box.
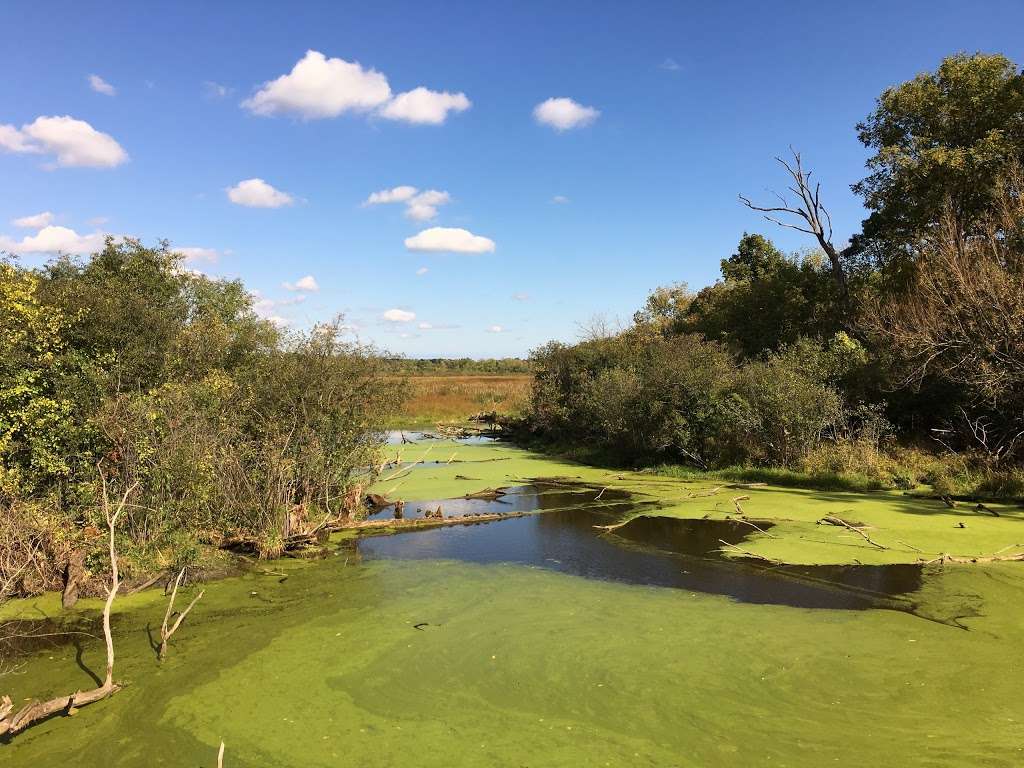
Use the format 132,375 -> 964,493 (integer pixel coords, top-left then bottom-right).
2,456 -> 1023,767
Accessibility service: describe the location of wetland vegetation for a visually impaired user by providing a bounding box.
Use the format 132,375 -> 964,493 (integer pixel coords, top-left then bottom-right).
3,50 -> 1024,767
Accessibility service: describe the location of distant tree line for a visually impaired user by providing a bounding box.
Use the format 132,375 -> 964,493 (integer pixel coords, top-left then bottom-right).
523,53 -> 1024,494
385,357 -> 531,375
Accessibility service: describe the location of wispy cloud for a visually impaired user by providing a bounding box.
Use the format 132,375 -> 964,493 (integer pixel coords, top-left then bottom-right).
660,58 -> 682,71
282,275 -> 319,292
88,74 -> 117,96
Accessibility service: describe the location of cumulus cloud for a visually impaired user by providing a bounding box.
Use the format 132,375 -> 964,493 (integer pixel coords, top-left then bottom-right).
283,275 -> 319,292
12,211 -> 54,228
88,74 -> 116,96
383,308 -> 415,323
416,266 -> 429,276
227,178 -> 294,208
0,116 -> 128,168
243,50 -> 391,119
242,50 -> 470,125
533,97 -> 600,131
404,226 -> 495,254
364,186 -> 451,221
378,87 -> 471,125
551,195 -> 570,204
0,225 -> 106,255
486,325 -> 504,333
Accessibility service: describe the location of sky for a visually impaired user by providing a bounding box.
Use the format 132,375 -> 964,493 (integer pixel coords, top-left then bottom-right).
3,1 -> 1023,358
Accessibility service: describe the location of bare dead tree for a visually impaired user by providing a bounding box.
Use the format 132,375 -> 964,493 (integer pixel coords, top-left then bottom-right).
739,148 -> 850,306
158,568 -> 205,660
0,474 -> 136,738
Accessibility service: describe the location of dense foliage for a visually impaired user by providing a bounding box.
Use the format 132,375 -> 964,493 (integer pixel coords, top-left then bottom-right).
524,53 -> 1024,491
1,240 -> 402,597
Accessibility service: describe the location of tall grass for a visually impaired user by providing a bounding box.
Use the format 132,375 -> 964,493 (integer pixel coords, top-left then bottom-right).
395,374 -> 531,426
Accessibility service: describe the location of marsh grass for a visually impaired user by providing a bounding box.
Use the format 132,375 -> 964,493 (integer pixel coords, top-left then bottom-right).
395,374 -> 531,427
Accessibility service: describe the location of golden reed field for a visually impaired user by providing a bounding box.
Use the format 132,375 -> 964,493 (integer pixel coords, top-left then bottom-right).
395,374 -> 532,426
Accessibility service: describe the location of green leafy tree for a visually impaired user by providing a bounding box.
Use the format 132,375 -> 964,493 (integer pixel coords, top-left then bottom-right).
854,52 -> 1024,254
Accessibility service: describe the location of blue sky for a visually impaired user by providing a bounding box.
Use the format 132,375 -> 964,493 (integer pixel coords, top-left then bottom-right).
3,1 -> 1023,357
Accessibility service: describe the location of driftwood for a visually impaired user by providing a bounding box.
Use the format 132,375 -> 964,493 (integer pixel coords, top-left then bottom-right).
731,495 -> 750,515
923,550 -> 1024,565
687,486 -> 723,499
464,488 -> 505,501
158,568 -> 205,660
217,741 -> 225,768
818,515 -> 887,550
976,503 -> 1000,517
717,539 -> 783,565
0,477 -> 134,737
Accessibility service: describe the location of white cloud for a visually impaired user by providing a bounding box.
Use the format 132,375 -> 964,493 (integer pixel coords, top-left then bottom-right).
660,58 -> 681,71
203,81 -> 232,99
383,308 -> 415,323
283,275 -> 319,292
417,321 -> 433,330
486,325 -> 504,333
405,190 -> 451,221
364,186 -> 451,221
0,225 -> 106,255
12,211 -> 54,228
416,266 -> 429,276
364,186 -> 418,205
379,87 -> 471,125
87,215 -> 109,226
227,178 -> 294,208
242,50 -> 470,126
0,116 -> 128,168
533,97 -> 600,131
242,50 -> 392,119
551,195 -> 570,204
176,246 -> 219,264
88,74 -> 116,96
0,124 -> 37,153
404,226 -> 495,254
512,292 -> 530,301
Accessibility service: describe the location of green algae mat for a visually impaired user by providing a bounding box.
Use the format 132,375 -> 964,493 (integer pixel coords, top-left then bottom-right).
3,439 -> 1024,766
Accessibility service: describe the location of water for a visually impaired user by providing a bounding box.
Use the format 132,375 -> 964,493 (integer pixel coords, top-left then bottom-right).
4,482 -> 1021,766
358,483 -> 924,614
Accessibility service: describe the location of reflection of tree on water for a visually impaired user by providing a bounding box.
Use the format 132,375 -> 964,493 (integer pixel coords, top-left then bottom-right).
355,483 -> 952,621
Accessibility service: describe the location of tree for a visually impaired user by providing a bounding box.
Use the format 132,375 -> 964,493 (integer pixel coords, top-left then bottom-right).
720,233 -> 785,282
865,166 -> 1024,461
740,150 -> 850,308
854,53 -> 1024,254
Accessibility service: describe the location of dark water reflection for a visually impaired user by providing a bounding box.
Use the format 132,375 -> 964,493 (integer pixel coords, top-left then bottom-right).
357,483 -> 925,615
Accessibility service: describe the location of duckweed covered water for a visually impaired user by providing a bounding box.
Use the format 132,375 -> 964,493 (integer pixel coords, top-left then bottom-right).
3,441 -> 1024,766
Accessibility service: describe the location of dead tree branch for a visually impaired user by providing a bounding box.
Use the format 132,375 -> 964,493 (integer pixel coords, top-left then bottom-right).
0,476 -> 136,738
159,568 -> 205,660
740,148 -> 849,304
